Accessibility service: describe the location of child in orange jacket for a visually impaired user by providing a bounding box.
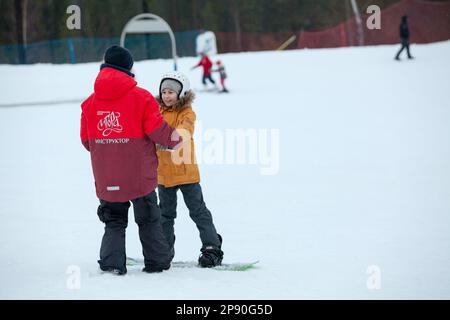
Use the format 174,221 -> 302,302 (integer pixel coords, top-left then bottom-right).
155,71 -> 223,267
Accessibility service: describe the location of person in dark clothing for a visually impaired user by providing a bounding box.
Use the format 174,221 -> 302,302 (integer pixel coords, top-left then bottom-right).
81,45 -> 183,275
395,16 -> 414,60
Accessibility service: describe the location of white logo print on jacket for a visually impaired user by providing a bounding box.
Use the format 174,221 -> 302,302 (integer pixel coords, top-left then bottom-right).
97,111 -> 123,136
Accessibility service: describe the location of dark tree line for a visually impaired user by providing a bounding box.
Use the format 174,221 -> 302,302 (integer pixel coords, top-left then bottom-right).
0,0 -> 411,46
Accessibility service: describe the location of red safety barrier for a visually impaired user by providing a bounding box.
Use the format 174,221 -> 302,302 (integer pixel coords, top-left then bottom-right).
298,0 -> 450,49
215,31 -> 294,52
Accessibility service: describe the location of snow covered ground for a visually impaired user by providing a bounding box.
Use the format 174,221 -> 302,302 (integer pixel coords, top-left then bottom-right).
0,41 -> 449,299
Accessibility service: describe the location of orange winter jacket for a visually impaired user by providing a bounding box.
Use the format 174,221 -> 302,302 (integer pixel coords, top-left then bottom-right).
156,91 -> 200,187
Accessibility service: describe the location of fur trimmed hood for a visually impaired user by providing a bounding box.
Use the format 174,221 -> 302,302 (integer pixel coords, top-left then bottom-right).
156,90 -> 196,111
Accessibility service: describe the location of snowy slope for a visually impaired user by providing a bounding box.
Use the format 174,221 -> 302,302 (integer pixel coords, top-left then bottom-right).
1,41 -> 450,299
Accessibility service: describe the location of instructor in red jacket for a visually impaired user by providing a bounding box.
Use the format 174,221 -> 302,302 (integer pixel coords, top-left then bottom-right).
80,45 -> 182,275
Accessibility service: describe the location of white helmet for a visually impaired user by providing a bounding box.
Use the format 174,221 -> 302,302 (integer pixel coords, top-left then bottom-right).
159,71 -> 191,98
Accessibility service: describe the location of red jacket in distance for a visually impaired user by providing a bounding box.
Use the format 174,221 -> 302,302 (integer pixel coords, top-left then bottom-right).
81,67 -> 181,202
195,55 -> 213,76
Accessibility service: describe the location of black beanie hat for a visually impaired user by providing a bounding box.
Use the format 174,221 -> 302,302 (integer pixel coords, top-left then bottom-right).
104,45 -> 134,70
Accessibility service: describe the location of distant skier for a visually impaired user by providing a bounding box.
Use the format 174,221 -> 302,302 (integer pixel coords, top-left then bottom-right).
80,45 -> 182,275
213,60 -> 229,93
191,52 -> 217,90
155,71 -> 224,268
395,15 -> 414,60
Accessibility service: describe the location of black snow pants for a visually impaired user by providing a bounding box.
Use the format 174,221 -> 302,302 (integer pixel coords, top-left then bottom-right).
97,191 -> 171,273
158,183 -> 221,259
395,38 -> 413,59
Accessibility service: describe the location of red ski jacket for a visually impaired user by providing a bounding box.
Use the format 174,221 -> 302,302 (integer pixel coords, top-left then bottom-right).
81,67 -> 181,202
195,55 -> 213,76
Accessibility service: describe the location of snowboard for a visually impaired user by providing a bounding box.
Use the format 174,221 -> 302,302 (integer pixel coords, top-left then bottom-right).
126,257 -> 259,272
194,87 -> 229,94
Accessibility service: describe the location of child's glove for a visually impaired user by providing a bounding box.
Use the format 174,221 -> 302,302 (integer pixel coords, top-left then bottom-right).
156,144 -> 168,151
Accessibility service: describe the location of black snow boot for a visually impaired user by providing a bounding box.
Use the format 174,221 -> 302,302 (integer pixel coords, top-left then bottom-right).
99,265 -> 127,275
198,234 -> 224,268
142,263 -> 170,273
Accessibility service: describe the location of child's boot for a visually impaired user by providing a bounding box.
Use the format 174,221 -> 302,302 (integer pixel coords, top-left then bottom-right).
198,234 -> 223,267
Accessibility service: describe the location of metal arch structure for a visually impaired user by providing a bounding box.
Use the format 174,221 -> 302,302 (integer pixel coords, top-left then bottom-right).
120,13 -> 178,70
350,0 -> 365,46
